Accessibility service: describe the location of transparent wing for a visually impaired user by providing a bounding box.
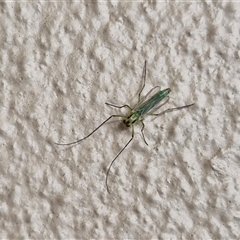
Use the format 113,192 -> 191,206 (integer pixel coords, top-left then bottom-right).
147,96 -> 169,115
134,87 -> 171,118
134,86 -> 161,110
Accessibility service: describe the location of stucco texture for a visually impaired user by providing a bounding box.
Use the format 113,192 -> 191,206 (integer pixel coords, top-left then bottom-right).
0,2 -> 239,239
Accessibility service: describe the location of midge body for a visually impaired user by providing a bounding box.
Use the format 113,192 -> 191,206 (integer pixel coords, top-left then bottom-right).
56,61 -> 194,194
123,88 -> 171,127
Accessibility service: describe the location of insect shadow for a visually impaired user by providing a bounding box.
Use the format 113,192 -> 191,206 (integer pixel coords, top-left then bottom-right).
55,61 -> 194,194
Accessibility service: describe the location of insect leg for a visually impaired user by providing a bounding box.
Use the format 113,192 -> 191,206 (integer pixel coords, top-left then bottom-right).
106,124 -> 135,194
150,103 -> 194,117
105,102 -> 133,111
55,114 -> 124,146
140,120 -> 148,146
138,60 -> 147,103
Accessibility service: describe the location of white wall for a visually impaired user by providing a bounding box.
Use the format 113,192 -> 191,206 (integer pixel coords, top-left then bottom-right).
0,2 -> 239,239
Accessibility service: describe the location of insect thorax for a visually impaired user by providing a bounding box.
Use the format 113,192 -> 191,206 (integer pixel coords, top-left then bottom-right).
123,112 -> 139,127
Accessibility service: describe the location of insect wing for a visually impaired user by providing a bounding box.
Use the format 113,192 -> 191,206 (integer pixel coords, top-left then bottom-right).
135,87 -> 169,117
147,96 -> 169,115
134,86 -> 161,109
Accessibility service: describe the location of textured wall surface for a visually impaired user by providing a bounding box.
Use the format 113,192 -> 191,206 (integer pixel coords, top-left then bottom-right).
0,2 -> 239,239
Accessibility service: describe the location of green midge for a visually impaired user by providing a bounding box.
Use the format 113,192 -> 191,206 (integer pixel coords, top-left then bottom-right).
56,61 -> 194,194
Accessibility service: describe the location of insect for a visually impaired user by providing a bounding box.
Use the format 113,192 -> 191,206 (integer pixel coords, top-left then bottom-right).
56,61 -> 194,194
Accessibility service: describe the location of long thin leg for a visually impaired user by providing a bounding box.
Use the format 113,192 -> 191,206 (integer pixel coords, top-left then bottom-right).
140,120 -> 148,146
105,102 -> 133,111
55,114 -> 124,146
106,124 -> 135,194
151,103 -> 194,117
138,60 -> 147,103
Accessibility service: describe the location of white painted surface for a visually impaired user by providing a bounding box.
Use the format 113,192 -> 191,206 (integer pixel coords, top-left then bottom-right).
0,2 -> 239,239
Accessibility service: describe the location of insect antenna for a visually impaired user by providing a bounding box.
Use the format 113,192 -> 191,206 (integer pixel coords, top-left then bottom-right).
55,114 -> 124,146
